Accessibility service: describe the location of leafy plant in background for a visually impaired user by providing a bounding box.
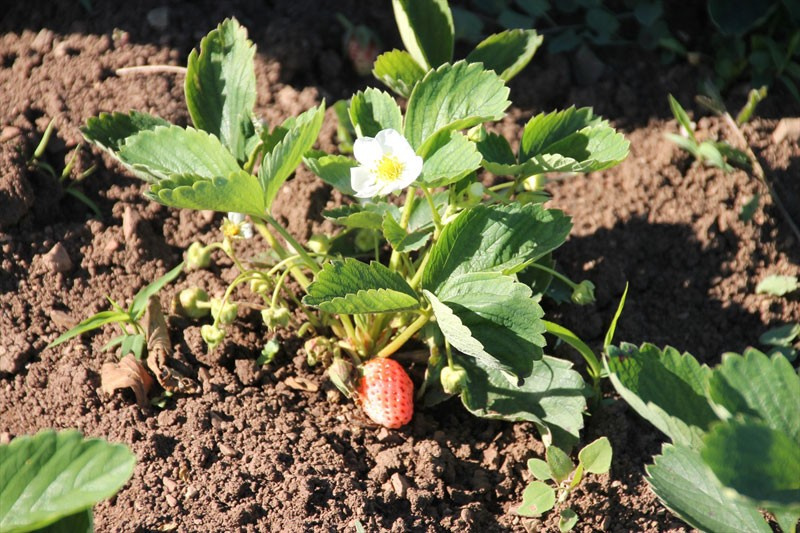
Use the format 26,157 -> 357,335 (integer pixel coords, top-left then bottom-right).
70,2 -> 629,443
518,437 -> 612,531
449,0 -> 675,59
756,273 -> 800,362
0,429 -> 135,533
606,343 -> 800,532
28,118 -> 101,217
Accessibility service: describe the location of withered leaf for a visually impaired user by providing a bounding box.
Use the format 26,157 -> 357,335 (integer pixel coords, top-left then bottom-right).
101,354 -> 154,407
284,376 -> 319,392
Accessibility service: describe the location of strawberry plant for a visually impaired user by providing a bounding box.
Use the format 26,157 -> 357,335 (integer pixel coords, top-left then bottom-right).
606,343 -> 800,532
67,1 -> 630,442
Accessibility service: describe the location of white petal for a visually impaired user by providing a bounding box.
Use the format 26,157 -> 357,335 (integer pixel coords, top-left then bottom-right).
400,154 -> 423,183
350,166 -> 376,194
228,212 -> 245,224
353,137 -> 383,166
376,128 -> 411,158
354,183 -> 382,198
241,223 -> 253,239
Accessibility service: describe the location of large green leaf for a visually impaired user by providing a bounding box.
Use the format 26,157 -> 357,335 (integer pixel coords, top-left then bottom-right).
304,153 -> 358,196
81,111 -> 169,157
382,213 -> 431,252
708,0 -> 777,35
477,131 -> 523,176
702,420 -> 800,510
605,343 -> 718,449
185,18 -> 256,162
259,104 -> 326,209
372,50 -> 426,98
646,444 -> 771,533
323,202 -> 400,230
518,107 -> 629,174
349,89 -> 403,138
118,125 -> 241,182
466,29 -> 542,81
148,170 -> 267,216
392,0 -> 454,69
303,259 -> 420,314
422,203 -> 572,292
419,132 -> 482,187
404,62 -> 510,156
0,430 -> 136,533
434,272 -> 546,378
457,353 -> 588,447
40,509 -> 92,533
708,349 -> 800,445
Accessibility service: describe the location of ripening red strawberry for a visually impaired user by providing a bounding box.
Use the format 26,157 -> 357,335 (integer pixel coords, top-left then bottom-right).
357,358 -> 414,429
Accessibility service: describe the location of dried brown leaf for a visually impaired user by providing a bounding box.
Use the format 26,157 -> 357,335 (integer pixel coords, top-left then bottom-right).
101,354 -> 154,407
284,376 -> 319,392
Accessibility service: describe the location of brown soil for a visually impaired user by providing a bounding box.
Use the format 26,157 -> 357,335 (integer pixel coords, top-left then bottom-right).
1,2 -> 799,532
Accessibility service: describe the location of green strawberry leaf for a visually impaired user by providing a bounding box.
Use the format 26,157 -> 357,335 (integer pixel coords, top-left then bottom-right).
559,508 -> 579,532
456,353 -> 588,447
304,152 -> 358,196
303,259 -> 420,314
527,458 -> 552,481
701,420 -> 800,511
349,88 -> 403,138
0,430 -> 135,533
40,509 -> 93,533
422,203 -> 572,293
431,272 -> 546,378
477,131 -> 523,176
466,29 -> 543,81
185,18 -> 256,162
259,103 -> 326,210
382,213 -> 431,252
148,170 -> 267,216
81,111 -> 169,157
519,107 -> 629,174
118,125 -> 240,182
392,0 -> 454,70
372,49 -> 426,98
419,132 -> 482,187
708,349 -> 800,444
323,203 -> 400,230
405,62 -> 510,157
605,343 -> 718,449
646,444 -> 771,533
759,323 -> 800,347
517,481 -> 555,517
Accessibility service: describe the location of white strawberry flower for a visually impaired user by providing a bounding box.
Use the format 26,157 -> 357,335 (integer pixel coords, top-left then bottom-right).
222,212 -> 253,239
350,129 -> 423,198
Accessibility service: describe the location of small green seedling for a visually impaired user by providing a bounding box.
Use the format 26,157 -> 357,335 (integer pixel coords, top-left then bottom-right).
29,118 -> 102,217
48,262 -> 184,359
0,429 -> 135,533
518,437 -> 613,531
757,274 -> 799,297
666,94 -> 749,174
755,274 -> 800,362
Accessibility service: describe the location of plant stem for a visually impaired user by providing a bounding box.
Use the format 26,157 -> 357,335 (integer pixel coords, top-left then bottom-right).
253,221 -> 312,290
421,186 -> 443,235
389,187 -> 417,271
408,251 -> 430,290
526,262 -> 578,290
376,312 -> 430,358
263,214 -> 320,274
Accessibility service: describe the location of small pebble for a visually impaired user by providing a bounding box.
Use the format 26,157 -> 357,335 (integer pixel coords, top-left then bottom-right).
185,485 -> 198,499
162,477 -> 177,491
42,243 -> 73,273
122,206 -> 141,242
0,126 -> 21,143
165,493 -> 177,507
390,472 -> 410,499
218,443 -> 238,457
772,118 -> 800,143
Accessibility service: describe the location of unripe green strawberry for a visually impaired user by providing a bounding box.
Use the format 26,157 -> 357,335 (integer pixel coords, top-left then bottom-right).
357,358 -> 414,429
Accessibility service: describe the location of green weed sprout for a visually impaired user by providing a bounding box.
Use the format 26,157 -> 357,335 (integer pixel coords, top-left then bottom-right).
518,437 -> 613,531
73,5 -> 630,441
48,262 -> 184,359
29,118 -> 101,217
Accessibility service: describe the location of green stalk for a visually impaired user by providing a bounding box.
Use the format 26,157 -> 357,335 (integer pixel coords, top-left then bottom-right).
420,186 -> 443,235
376,312 -> 430,358
389,187 -> 417,271
526,262 -> 579,290
542,319 -> 602,391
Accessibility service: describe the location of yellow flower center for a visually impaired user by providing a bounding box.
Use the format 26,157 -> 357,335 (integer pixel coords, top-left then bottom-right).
374,155 -> 405,183
222,220 -> 241,239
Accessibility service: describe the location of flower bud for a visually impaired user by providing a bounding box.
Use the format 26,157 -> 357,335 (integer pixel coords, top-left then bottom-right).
201,324 -> 225,349
210,298 -> 238,325
467,182 -> 485,200
249,277 -> 271,296
185,242 -> 211,270
354,229 -> 378,252
261,307 -> 291,330
304,336 -> 333,367
327,357 -> 355,398
440,364 -> 468,395
522,174 -> 548,191
177,288 -> 210,319
307,234 -> 330,254
571,280 -> 596,306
